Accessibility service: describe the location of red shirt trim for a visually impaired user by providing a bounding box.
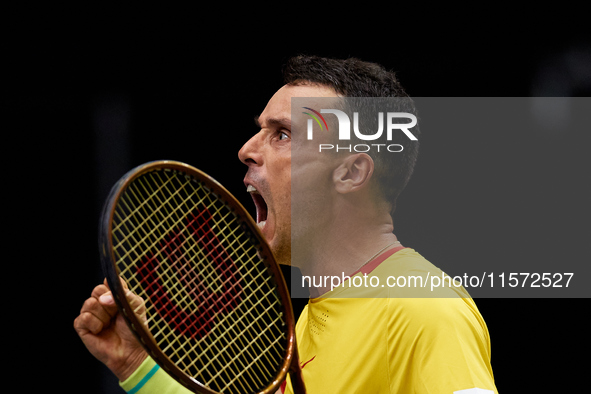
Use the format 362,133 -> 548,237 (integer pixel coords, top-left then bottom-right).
350,245 -> 407,277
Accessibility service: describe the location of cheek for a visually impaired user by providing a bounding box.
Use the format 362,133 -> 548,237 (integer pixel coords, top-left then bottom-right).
271,158 -> 292,196
266,168 -> 291,218
274,184 -> 292,217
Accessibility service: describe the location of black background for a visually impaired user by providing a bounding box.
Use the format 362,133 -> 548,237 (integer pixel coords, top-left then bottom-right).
7,6 -> 590,393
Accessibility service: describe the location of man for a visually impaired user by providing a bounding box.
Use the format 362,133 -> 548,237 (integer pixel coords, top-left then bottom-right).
74,55 -> 497,393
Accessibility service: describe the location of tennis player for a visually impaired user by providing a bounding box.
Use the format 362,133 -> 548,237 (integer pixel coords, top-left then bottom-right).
74,55 -> 497,393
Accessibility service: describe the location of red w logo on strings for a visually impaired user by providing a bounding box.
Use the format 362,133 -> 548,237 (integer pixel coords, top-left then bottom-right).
136,205 -> 243,339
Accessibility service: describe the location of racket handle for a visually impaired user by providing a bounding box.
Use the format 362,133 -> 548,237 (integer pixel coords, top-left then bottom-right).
289,343 -> 306,394
290,368 -> 307,394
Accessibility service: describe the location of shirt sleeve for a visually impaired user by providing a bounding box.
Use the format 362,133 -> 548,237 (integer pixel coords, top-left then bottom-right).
119,356 -> 193,394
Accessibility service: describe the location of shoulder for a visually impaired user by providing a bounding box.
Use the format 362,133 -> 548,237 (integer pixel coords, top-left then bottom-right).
373,249 -> 490,336
373,247 -> 473,299
387,297 -> 488,339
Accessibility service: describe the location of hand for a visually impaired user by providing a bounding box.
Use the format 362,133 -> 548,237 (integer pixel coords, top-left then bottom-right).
74,278 -> 148,381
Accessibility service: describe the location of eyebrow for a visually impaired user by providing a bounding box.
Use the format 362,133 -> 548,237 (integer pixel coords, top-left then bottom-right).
254,116 -> 291,129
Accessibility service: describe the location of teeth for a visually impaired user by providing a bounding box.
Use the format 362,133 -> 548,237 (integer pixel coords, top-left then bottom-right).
257,220 -> 266,229
247,185 -> 257,193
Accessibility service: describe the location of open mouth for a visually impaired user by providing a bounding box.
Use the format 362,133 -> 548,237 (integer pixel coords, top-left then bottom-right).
247,185 -> 268,229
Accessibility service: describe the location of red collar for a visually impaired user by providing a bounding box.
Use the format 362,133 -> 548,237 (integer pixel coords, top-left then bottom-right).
350,245 -> 407,277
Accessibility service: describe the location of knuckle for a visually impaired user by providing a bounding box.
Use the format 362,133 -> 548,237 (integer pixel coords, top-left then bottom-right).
75,312 -> 97,331
91,284 -> 109,298
81,296 -> 99,312
126,290 -> 141,302
134,294 -> 146,308
85,312 -> 104,334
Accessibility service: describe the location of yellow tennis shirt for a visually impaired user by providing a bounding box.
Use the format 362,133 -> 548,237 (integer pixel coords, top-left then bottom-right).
282,247 -> 497,393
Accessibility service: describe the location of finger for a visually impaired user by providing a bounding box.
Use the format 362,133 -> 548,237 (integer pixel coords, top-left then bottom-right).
98,290 -> 116,307
75,299 -> 112,336
98,278 -> 146,321
97,278 -> 128,312
124,290 -> 151,336
99,286 -> 146,322
74,311 -> 105,335
97,292 -> 120,321
80,296 -> 115,326
125,289 -> 147,320
98,283 -> 136,308
119,276 -> 129,290
101,277 -> 129,291
91,283 -> 110,299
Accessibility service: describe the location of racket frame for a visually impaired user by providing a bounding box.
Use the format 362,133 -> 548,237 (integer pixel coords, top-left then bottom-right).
99,160 -> 302,394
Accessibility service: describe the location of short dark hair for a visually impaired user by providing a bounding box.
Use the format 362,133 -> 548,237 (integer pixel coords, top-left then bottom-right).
283,55 -> 420,214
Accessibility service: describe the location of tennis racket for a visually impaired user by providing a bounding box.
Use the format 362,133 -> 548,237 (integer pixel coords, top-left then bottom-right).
99,160 -> 306,394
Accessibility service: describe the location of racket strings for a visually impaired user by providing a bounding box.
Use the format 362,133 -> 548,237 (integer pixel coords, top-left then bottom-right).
113,173 -> 207,267
115,175 -> 261,376
111,169 -> 287,393
124,174 -> 253,333
151,237 -> 284,388
117,205 -> 284,392
125,175 -> 282,338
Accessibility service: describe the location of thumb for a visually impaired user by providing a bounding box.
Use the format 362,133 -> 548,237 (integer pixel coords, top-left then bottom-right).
99,277 -> 128,308
99,291 -> 116,307
98,290 -> 120,321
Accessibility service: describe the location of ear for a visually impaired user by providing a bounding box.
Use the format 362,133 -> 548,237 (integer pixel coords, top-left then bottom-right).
332,153 -> 374,194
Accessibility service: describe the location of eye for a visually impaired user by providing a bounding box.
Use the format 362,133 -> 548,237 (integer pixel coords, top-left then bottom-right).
279,131 -> 290,141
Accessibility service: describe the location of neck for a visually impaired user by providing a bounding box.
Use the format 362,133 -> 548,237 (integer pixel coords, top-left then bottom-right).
293,205 -> 400,297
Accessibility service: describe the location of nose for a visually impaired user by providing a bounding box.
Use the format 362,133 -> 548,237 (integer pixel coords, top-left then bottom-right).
238,130 -> 264,166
